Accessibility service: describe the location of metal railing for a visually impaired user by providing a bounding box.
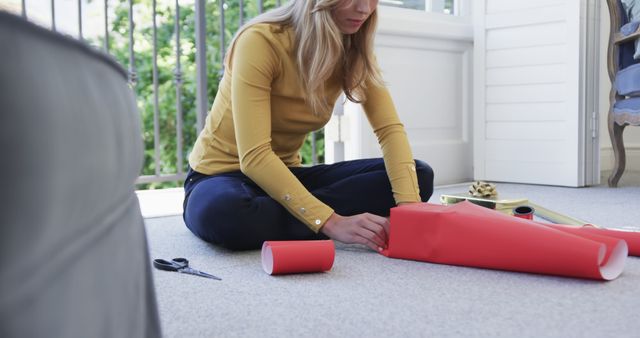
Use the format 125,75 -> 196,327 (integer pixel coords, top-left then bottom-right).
17,0 -> 317,187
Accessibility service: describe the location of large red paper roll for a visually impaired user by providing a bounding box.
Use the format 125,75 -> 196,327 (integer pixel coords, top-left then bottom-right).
382,201 -> 627,280
261,240 -> 335,275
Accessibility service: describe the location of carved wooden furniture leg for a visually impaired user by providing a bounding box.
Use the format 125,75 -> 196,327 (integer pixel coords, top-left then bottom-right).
608,119 -> 627,187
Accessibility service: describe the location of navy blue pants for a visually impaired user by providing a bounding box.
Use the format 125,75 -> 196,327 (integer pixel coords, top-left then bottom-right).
183,158 -> 434,250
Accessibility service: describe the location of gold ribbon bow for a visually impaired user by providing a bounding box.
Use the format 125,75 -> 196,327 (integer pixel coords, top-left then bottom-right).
469,181 -> 498,198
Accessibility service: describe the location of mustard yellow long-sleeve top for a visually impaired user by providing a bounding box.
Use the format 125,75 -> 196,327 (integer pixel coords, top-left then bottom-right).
188,23 -> 421,232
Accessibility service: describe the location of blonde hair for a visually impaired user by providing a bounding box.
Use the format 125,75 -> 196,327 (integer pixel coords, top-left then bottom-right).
226,0 -> 384,115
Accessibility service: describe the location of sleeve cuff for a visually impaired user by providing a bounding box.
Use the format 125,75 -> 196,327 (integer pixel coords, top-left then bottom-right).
279,191 -> 334,233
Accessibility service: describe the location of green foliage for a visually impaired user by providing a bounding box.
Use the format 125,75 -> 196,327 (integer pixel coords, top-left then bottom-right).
301,132 -> 325,165
92,0 -> 323,189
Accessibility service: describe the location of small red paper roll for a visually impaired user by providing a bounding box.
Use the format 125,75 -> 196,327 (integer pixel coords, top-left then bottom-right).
261,240 -> 335,275
513,205 -> 534,220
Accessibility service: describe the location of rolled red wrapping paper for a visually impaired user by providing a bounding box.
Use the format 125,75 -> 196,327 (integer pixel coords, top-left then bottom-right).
261,240 -> 335,275
543,223 -> 640,257
510,205 -> 640,256
381,201 -> 628,280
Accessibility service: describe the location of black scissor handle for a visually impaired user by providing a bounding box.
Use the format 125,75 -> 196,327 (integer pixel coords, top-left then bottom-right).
172,258 -> 189,266
153,258 -> 221,280
153,258 -> 189,271
153,259 -> 178,271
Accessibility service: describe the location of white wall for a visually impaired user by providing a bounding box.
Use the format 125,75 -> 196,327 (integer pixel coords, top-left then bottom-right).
599,3 -> 640,172
325,5 -> 474,186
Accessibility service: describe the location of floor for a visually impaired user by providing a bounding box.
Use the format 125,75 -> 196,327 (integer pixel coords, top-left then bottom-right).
142,174 -> 640,338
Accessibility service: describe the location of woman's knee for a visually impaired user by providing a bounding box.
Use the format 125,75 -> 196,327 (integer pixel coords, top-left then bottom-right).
414,159 -> 434,202
184,178 -> 252,247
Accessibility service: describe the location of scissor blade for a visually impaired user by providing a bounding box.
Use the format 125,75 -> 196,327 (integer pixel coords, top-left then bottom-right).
180,267 -> 222,280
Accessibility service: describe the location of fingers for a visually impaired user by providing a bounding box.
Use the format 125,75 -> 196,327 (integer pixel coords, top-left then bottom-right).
353,229 -> 383,252
361,223 -> 387,248
362,213 -> 390,242
355,227 -> 386,251
353,214 -> 388,251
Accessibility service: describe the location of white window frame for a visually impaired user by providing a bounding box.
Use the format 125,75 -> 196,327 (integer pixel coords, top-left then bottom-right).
376,1 -> 472,40
379,0 -> 470,17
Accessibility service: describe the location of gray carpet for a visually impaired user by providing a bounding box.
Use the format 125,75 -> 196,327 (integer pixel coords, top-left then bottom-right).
145,182 -> 640,338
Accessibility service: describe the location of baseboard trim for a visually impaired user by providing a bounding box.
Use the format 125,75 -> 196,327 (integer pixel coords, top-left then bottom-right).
600,144 -> 640,171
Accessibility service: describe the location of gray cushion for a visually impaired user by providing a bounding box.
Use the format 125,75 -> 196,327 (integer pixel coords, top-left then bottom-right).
0,11 -> 161,338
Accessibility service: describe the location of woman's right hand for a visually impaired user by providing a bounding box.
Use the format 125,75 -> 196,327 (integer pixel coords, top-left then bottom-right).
320,212 -> 390,252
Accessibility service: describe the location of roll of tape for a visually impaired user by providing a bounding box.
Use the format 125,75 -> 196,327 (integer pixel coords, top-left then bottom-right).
513,205 -> 535,220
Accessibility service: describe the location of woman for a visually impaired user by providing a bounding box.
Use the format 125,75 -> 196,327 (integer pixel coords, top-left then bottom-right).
184,0 -> 434,252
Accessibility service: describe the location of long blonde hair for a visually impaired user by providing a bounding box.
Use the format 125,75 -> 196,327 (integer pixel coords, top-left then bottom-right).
226,0 -> 384,115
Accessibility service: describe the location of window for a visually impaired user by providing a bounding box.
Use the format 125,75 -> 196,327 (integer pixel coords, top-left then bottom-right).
380,0 -> 457,15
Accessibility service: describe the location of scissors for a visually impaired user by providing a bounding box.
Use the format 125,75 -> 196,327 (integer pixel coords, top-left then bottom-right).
153,258 -> 221,280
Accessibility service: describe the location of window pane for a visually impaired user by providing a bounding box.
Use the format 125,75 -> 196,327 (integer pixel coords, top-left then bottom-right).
444,0 -> 455,14
380,0 -> 457,15
380,0 -> 426,11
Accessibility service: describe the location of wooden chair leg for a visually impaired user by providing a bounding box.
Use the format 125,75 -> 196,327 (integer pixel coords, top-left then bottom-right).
608,121 -> 627,187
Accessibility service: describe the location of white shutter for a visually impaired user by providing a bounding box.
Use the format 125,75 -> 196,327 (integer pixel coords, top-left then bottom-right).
473,0 -> 600,186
